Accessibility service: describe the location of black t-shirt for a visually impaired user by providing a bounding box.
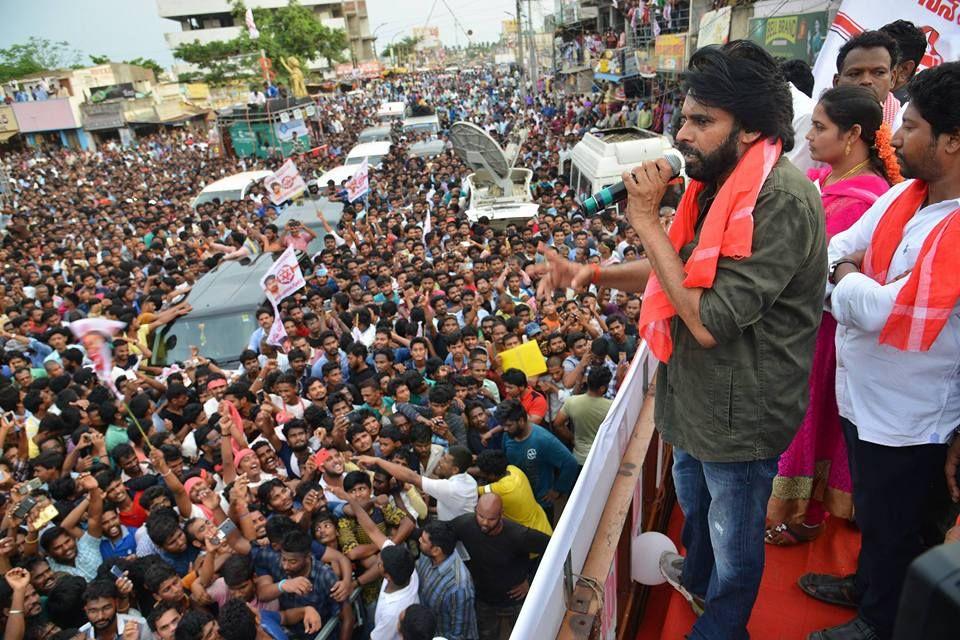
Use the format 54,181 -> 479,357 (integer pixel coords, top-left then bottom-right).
450,513 -> 551,606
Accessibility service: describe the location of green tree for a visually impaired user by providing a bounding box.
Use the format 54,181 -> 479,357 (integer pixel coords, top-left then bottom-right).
173,0 -> 347,85
0,37 -> 84,83
382,36 -> 421,66
88,55 -> 165,76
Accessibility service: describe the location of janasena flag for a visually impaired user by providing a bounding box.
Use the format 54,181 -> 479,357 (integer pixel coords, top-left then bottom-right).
67,318 -> 126,390
811,0 -> 960,101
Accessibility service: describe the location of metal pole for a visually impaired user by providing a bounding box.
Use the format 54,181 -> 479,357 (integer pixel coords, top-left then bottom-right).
527,0 -> 537,92
515,0 -> 525,98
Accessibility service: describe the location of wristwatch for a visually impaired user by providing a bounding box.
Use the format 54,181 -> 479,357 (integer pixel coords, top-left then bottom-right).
829,259 -> 860,285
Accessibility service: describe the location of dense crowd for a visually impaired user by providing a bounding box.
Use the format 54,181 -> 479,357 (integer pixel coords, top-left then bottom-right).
2,17 -> 957,640
0,64 -> 647,640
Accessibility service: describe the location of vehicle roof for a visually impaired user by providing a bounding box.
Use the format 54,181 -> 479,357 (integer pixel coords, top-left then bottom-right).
317,165 -> 359,185
182,252 -> 275,316
180,199 -> 343,319
347,141 -> 392,158
360,125 -> 391,133
408,139 -> 445,157
198,170 -> 273,195
402,114 -> 440,125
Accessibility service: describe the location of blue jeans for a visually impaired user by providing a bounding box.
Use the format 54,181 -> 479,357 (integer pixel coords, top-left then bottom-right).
672,447 -> 778,640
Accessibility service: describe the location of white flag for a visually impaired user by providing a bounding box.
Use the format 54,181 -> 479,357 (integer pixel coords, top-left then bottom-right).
246,8 -> 260,39
811,0 -> 960,102
261,246 -> 306,306
345,158 -> 369,203
264,159 -> 306,205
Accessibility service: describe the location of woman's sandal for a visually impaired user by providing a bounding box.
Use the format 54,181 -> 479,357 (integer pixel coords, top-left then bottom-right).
765,521 -> 823,546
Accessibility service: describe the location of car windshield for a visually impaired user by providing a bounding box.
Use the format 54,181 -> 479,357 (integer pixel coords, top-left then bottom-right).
403,123 -> 438,134
156,311 -> 260,366
345,155 -> 384,166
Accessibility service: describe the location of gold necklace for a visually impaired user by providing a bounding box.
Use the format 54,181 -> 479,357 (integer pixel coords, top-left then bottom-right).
829,158 -> 871,184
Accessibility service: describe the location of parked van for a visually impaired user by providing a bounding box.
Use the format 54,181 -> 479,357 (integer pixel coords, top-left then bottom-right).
149,201 -> 341,367
191,170 -> 272,209
345,141 -> 392,168
401,114 -> 440,136
376,101 -> 405,122
568,127 -> 684,214
408,138 -> 445,159
358,125 -> 392,143
451,122 -> 538,230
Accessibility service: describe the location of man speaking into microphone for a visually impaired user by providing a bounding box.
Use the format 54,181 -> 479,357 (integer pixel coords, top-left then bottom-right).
537,40 -> 826,639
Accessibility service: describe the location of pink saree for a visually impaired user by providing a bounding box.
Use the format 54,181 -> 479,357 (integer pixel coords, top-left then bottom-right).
768,168 -> 890,527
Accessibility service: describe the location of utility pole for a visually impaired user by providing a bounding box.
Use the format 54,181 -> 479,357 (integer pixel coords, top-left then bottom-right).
515,0 -> 525,97
526,0 -> 537,92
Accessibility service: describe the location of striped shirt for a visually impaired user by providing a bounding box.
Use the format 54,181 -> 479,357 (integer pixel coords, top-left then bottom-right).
416,552 -> 478,640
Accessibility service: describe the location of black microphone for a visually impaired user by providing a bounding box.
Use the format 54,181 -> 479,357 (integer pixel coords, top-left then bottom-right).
580,155 -> 683,216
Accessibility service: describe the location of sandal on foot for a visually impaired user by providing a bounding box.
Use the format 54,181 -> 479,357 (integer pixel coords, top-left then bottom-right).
765,521 -> 823,546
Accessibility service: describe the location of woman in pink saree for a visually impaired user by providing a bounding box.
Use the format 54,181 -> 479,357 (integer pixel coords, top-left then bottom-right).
766,85 -> 901,545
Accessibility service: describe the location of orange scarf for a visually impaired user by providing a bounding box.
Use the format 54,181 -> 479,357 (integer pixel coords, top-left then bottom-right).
638,138 -> 782,362
862,180 -> 960,351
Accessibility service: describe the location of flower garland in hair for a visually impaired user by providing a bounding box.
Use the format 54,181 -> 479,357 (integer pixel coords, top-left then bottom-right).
873,123 -> 903,184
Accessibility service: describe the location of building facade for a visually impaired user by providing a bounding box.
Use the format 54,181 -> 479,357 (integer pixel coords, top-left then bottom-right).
156,0 -> 375,69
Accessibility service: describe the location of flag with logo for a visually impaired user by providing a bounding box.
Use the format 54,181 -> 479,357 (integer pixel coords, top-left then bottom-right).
260,246 -> 306,307
811,0 -> 960,101
66,318 -> 126,389
345,158 -> 369,203
264,159 -> 307,205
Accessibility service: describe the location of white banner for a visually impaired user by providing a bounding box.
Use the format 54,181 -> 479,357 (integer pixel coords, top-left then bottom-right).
511,344 -> 657,639
260,246 -> 306,307
345,158 -> 369,203
264,158 -> 306,205
811,0 -> 960,101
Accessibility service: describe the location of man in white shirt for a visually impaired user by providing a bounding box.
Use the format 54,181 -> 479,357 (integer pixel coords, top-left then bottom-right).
356,446 -> 478,521
803,62 -> 960,640
345,495 -> 420,640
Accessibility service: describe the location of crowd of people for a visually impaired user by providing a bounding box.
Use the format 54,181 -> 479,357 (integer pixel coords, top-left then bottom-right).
0,14 -> 957,640
0,59 -> 635,640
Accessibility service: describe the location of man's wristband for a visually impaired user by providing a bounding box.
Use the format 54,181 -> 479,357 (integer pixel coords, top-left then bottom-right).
590,263 -> 601,286
278,579 -> 286,592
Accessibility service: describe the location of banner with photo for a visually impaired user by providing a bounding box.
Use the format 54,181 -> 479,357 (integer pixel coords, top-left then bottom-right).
260,245 -> 306,306
264,158 -> 306,205
345,158 -> 369,203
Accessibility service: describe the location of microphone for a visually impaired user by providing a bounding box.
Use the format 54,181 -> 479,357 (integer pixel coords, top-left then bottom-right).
580,155 -> 683,216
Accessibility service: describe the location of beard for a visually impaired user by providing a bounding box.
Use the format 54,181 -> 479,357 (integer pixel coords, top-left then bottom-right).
677,127 -> 742,183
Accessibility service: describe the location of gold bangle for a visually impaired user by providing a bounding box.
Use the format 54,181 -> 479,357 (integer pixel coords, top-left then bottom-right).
24,536 -> 37,544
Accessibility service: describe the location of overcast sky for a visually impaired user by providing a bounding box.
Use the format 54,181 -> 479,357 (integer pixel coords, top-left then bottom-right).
0,0 -> 545,69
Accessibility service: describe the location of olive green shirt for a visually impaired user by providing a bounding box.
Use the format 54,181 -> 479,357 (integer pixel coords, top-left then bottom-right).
654,157 -> 827,462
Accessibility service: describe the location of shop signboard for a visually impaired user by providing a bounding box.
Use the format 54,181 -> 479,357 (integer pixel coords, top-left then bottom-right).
654,35 -> 687,72
748,11 -> 829,64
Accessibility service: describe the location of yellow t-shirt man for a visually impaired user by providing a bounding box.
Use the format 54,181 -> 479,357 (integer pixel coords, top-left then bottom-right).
478,464 -> 552,536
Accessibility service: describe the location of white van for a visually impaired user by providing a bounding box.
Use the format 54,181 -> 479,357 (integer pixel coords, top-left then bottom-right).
568,127 -> 684,214
376,101 -> 405,122
401,114 -> 440,137
345,141 -> 391,168
191,170 -> 272,209
358,125 -> 392,143
451,122 -> 537,230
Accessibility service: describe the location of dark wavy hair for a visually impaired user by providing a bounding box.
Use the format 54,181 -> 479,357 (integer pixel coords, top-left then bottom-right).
907,61 -> 960,138
880,20 -> 927,71
837,31 -> 900,74
680,40 -> 795,151
817,86 -> 891,183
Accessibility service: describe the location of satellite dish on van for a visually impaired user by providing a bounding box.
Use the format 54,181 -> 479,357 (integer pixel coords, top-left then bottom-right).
449,122 -> 512,182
